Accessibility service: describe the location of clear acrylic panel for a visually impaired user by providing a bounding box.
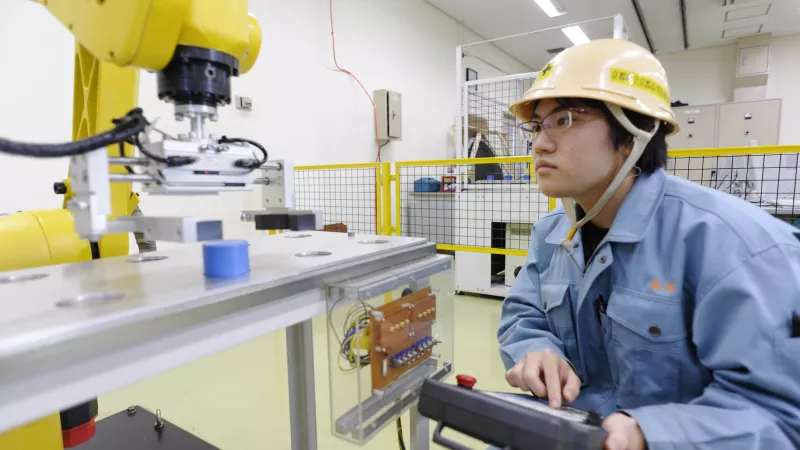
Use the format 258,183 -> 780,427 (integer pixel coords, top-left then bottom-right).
326,254 -> 455,445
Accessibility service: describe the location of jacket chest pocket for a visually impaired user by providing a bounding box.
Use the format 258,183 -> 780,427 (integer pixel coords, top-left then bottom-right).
606,288 -> 688,409
541,283 -> 582,378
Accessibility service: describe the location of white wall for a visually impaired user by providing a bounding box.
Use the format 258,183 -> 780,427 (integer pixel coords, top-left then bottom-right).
658,35 -> 800,145
0,0 -> 530,243
462,40 -> 534,82
658,44 -> 738,106
0,2 -> 74,214
766,34 -> 800,145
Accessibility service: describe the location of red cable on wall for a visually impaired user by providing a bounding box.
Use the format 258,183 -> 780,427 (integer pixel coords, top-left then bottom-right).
328,0 -> 383,162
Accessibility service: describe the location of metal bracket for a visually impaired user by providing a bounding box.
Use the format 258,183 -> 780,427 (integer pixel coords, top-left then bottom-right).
68,151 -> 112,241
329,254 -> 452,304
113,216 -> 222,243
334,360 -> 452,440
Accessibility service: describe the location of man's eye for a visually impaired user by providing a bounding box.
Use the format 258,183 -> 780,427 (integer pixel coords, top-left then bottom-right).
523,123 -> 540,133
556,116 -> 570,127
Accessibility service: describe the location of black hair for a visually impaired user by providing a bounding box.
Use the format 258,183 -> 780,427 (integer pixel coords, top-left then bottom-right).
531,98 -> 669,174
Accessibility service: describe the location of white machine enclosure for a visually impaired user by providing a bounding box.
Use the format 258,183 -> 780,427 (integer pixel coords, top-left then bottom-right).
451,183 -> 540,298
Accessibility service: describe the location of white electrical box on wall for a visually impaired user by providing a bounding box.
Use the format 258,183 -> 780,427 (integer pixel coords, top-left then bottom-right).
375,89 -> 402,141
737,45 -> 770,77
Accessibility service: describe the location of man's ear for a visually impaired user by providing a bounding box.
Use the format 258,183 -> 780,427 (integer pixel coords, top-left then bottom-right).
620,137 -> 634,158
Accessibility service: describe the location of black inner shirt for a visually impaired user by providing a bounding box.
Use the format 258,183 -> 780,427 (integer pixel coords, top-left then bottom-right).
577,205 -> 609,265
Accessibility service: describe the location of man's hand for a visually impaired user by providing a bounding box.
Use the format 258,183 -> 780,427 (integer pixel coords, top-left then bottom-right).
504,349 -> 580,408
602,413 -> 646,450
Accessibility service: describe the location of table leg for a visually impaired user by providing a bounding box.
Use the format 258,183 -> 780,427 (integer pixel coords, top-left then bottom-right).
286,320 -> 317,450
410,406 -> 430,450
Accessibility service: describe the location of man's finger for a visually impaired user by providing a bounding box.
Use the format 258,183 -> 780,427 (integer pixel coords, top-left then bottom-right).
505,365 -> 522,389
561,364 -> 581,403
604,431 -> 626,450
521,360 -> 547,398
542,356 -> 563,408
602,415 -> 630,450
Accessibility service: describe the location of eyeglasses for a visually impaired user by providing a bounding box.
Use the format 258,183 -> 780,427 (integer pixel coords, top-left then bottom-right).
517,108 -> 599,141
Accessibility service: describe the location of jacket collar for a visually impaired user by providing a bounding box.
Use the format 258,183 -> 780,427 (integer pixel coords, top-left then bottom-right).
545,168 -> 667,245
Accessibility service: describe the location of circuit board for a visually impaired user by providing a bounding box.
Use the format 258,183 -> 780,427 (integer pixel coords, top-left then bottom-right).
369,288 -> 438,390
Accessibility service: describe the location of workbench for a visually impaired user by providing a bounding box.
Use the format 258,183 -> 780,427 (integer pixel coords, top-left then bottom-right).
0,232 -> 441,450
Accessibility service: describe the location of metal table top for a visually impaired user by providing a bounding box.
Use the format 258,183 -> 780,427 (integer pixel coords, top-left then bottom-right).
0,232 -> 431,358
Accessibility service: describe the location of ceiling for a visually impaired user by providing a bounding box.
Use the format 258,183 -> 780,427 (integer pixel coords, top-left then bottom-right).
426,0 -> 800,71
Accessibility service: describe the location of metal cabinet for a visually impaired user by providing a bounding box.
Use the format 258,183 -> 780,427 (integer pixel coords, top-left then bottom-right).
717,99 -> 780,148
669,105 -> 718,149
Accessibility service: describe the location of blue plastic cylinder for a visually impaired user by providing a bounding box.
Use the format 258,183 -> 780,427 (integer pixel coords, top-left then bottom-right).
202,240 -> 250,278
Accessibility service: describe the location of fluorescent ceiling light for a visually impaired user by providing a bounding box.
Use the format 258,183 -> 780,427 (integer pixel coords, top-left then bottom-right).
562,25 -> 590,45
533,0 -> 566,18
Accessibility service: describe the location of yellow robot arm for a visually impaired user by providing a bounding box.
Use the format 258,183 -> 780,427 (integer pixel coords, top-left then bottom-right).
0,2 -> 263,448
43,0 -> 261,75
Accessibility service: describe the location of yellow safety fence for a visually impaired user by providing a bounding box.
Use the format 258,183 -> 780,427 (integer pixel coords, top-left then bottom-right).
294,162 -> 384,236
394,156 -> 547,257
292,145 -> 800,255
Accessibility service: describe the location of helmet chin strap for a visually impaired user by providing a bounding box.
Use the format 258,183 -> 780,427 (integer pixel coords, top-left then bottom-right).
561,103 -> 659,247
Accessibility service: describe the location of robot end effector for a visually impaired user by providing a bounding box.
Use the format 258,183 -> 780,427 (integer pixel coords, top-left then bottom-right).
61,43 -> 273,242
6,1 -> 322,242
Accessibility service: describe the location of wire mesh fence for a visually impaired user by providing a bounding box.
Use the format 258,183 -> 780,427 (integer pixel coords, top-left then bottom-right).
666,150 -> 800,224
288,148 -> 800,256
464,74 -> 536,163
396,158 -> 551,253
457,15 -> 627,161
294,164 -> 380,235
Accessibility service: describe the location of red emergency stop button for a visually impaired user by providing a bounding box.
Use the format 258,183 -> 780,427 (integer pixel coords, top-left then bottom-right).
456,375 -> 477,389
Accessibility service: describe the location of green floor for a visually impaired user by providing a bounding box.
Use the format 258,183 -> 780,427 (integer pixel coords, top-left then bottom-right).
98,293 -> 514,449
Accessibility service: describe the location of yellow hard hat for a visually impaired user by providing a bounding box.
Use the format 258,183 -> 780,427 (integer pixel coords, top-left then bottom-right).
510,39 -> 679,135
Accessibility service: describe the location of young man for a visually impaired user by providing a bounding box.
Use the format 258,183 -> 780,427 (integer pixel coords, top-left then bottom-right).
498,39 -> 800,450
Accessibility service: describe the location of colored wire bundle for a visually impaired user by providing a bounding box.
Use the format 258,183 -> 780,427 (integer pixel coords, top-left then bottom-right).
339,302 -> 374,371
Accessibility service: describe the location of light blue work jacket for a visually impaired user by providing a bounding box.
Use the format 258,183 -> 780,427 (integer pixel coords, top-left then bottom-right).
498,168 -> 800,449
